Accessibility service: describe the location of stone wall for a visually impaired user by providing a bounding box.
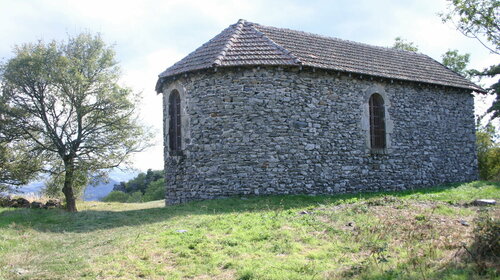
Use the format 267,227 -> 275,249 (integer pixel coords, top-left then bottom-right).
162,67 -> 478,204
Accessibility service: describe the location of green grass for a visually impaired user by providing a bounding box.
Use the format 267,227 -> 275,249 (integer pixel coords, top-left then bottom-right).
0,181 -> 499,279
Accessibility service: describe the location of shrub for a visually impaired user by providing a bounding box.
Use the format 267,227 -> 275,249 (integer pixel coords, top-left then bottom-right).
126,191 -> 144,203
102,191 -> 130,202
476,125 -> 500,181
465,210 -> 500,274
143,178 -> 165,201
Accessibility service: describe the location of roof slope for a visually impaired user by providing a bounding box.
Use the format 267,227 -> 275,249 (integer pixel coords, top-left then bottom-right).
157,19 -> 483,92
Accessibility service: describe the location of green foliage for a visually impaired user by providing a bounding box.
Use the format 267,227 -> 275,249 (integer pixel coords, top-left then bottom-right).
0,88 -> 43,190
42,170 -> 89,199
0,142 -> 42,191
102,191 -> 130,203
109,169 -> 164,202
440,0 -> 499,54
392,37 -> 419,52
481,64 -> 500,119
103,169 -> 165,203
143,178 -> 165,201
476,124 -> 500,180
441,49 -> 472,78
117,169 -> 163,194
0,33 -> 150,211
467,210 -> 500,274
126,191 -> 144,203
440,0 -> 500,119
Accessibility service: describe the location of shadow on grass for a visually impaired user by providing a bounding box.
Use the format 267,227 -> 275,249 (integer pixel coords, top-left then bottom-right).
0,181 -> 498,233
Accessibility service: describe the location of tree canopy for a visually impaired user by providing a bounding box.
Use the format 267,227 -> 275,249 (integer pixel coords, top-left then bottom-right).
441,49 -> 472,78
0,33 -> 150,211
440,0 -> 499,54
392,37 -> 419,52
440,0 -> 500,119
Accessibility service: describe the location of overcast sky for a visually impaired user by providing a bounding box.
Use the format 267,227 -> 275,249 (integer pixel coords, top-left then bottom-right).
1,0 -> 497,171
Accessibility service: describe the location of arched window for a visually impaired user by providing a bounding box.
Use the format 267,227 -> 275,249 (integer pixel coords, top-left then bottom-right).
369,93 -> 386,149
169,90 -> 181,152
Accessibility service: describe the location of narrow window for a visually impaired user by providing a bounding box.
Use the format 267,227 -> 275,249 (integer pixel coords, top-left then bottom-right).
369,93 -> 386,149
169,90 -> 181,152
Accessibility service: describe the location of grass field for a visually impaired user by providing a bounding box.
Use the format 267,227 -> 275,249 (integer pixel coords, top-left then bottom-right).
0,181 -> 499,279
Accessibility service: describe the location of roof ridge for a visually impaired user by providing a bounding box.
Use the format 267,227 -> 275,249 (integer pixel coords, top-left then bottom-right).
249,22 -> 302,65
213,20 -> 245,66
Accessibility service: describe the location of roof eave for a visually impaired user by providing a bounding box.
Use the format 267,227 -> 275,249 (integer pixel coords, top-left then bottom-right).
155,64 -> 486,94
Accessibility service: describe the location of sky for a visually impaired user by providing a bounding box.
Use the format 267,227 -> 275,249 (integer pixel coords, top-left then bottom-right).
0,0 -> 498,171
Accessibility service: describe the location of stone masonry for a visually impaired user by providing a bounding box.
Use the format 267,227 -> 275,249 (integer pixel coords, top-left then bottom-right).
162,66 -> 477,204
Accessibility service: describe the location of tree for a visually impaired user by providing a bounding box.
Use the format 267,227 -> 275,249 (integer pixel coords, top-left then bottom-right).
143,178 -> 165,201
0,96 -> 42,191
0,33 -> 149,211
440,0 -> 500,119
440,0 -> 499,54
479,64 -> 500,119
441,49 -> 472,78
0,142 -> 42,191
113,169 -> 163,194
476,123 -> 500,180
392,37 -> 419,52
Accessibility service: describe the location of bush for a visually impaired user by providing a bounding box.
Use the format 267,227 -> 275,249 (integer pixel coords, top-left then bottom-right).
126,191 -> 144,203
102,191 -> 130,202
476,125 -> 500,181
143,178 -> 165,201
465,210 -> 500,274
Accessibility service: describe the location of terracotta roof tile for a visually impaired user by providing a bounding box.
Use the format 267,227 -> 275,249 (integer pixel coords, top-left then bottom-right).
156,19 -> 483,93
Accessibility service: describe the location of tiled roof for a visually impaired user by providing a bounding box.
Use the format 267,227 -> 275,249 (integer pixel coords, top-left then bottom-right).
156,19 -> 483,93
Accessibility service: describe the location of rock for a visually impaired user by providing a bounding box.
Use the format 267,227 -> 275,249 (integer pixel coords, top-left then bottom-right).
471,199 -> 496,206
298,210 -> 309,215
176,229 -> 188,233
31,201 -> 43,209
13,267 -> 28,275
346,222 -> 355,227
15,197 -> 31,208
292,121 -> 308,128
459,220 -> 469,226
44,199 -> 61,209
304,144 -> 315,151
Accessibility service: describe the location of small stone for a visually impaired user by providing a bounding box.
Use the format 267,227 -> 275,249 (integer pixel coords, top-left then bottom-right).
305,144 -> 315,150
44,199 -> 61,209
459,220 -> 469,226
346,222 -> 354,227
298,210 -> 309,215
292,121 -> 308,128
13,268 -> 28,275
176,229 -> 188,233
471,199 -> 496,206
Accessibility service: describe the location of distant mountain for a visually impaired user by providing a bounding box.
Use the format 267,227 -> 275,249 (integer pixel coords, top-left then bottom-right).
108,168 -> 139,183
83,178 -> 118,201
7,168 -> 140,201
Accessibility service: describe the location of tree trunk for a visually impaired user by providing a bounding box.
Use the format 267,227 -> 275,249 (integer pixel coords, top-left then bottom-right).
62,161 -> 77,212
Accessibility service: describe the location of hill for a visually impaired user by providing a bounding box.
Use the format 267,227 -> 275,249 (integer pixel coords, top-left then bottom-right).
0,181 -> 498,279
82,178 -> 118,201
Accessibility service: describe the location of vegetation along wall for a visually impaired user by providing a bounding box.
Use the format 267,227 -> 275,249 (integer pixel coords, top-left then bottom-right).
162,67 -> 478,204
